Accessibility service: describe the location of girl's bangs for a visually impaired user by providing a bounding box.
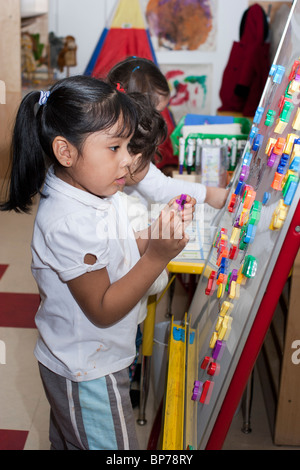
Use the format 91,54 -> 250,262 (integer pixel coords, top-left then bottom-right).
112,110 -> 136,139
115,94 -> 138,138
91,95 -> 137,139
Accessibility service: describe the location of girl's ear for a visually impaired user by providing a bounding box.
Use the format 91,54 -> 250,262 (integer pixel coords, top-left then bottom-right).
130,153 -> 142,175
52,136 -> 76,167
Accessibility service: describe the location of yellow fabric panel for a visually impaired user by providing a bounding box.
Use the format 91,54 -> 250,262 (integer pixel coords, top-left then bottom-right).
111,0 -> 145,28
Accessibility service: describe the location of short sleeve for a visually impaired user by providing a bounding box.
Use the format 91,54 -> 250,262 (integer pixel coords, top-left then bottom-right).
130,162 -> 207,204
44,211 -> 110,282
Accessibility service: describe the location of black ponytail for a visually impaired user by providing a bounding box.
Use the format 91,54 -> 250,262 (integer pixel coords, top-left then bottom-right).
0,75 -> 139,213
1,91 -> 48,213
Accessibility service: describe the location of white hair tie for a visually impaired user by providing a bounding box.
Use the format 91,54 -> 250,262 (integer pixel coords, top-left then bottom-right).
39,90 -> 50,106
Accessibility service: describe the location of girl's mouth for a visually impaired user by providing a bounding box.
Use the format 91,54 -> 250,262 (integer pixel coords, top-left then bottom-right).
115,176 -> 126,185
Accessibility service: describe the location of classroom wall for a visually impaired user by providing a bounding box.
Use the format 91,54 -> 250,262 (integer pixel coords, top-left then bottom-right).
48,0 -> 111,78
47,0 -> 290,115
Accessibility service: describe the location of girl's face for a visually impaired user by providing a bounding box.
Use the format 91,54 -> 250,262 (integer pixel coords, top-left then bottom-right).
55,121 -> 133,198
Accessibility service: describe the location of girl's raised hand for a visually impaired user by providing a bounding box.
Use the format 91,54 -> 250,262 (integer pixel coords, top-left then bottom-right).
146,194 -> 195,264
169,193 -> 196,225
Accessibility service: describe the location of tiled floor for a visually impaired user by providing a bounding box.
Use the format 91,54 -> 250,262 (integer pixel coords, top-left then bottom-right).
0,198 -> 299,450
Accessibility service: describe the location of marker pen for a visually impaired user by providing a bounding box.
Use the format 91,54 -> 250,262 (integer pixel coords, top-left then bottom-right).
222,138 -> 229,169
230,138 -> 237,169
187,138 -> 194,174
195,138 -> 202,174
179,137 -> 185,174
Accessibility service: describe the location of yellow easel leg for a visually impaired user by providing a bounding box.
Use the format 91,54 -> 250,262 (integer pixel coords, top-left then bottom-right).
162,316 -> 186,450
142,294 -> 157,357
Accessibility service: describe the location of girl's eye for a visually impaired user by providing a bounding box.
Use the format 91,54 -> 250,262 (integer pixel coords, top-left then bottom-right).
110,146 -> 119,152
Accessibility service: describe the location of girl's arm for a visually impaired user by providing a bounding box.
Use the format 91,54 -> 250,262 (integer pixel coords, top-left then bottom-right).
125,162 -> 229,209
204,186 -> 229,209
67,204 -> 190,327
125,162 -> 207,204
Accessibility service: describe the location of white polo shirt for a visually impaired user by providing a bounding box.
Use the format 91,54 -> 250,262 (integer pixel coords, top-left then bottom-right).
31,167 -> 141,382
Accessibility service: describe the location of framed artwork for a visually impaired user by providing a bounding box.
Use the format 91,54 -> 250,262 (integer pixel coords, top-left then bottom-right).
142,0 -> 217,52
160,63 -> 213,122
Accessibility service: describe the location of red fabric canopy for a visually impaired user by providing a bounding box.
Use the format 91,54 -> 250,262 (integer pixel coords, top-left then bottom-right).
85,0 -> 178,169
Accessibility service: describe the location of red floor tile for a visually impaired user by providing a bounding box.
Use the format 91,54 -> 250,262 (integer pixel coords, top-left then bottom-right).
0,429 -> 29,450
0,265 -> 8,280
0,293 -> 40,328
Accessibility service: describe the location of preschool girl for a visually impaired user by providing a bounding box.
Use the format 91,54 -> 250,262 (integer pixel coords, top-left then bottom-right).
0,75 -> 194,450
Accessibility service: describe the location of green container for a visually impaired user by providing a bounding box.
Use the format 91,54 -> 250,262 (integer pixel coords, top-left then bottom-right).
170,115 -> 252,155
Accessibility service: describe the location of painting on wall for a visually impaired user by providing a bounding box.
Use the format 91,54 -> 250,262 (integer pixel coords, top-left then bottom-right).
161,63 -> 213,123
142,0 -> 217,51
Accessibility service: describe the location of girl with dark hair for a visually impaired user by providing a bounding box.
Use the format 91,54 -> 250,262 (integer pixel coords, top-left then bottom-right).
108,56 -> 229,210
0,75 -> 194,450
108,56 -> 170,112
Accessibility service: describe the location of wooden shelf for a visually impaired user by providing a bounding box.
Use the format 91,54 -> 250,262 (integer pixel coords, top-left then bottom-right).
0,1 -> 51,180
257,250 -> 300,446
274,250 -> 300,446
0,0 -> 22,180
